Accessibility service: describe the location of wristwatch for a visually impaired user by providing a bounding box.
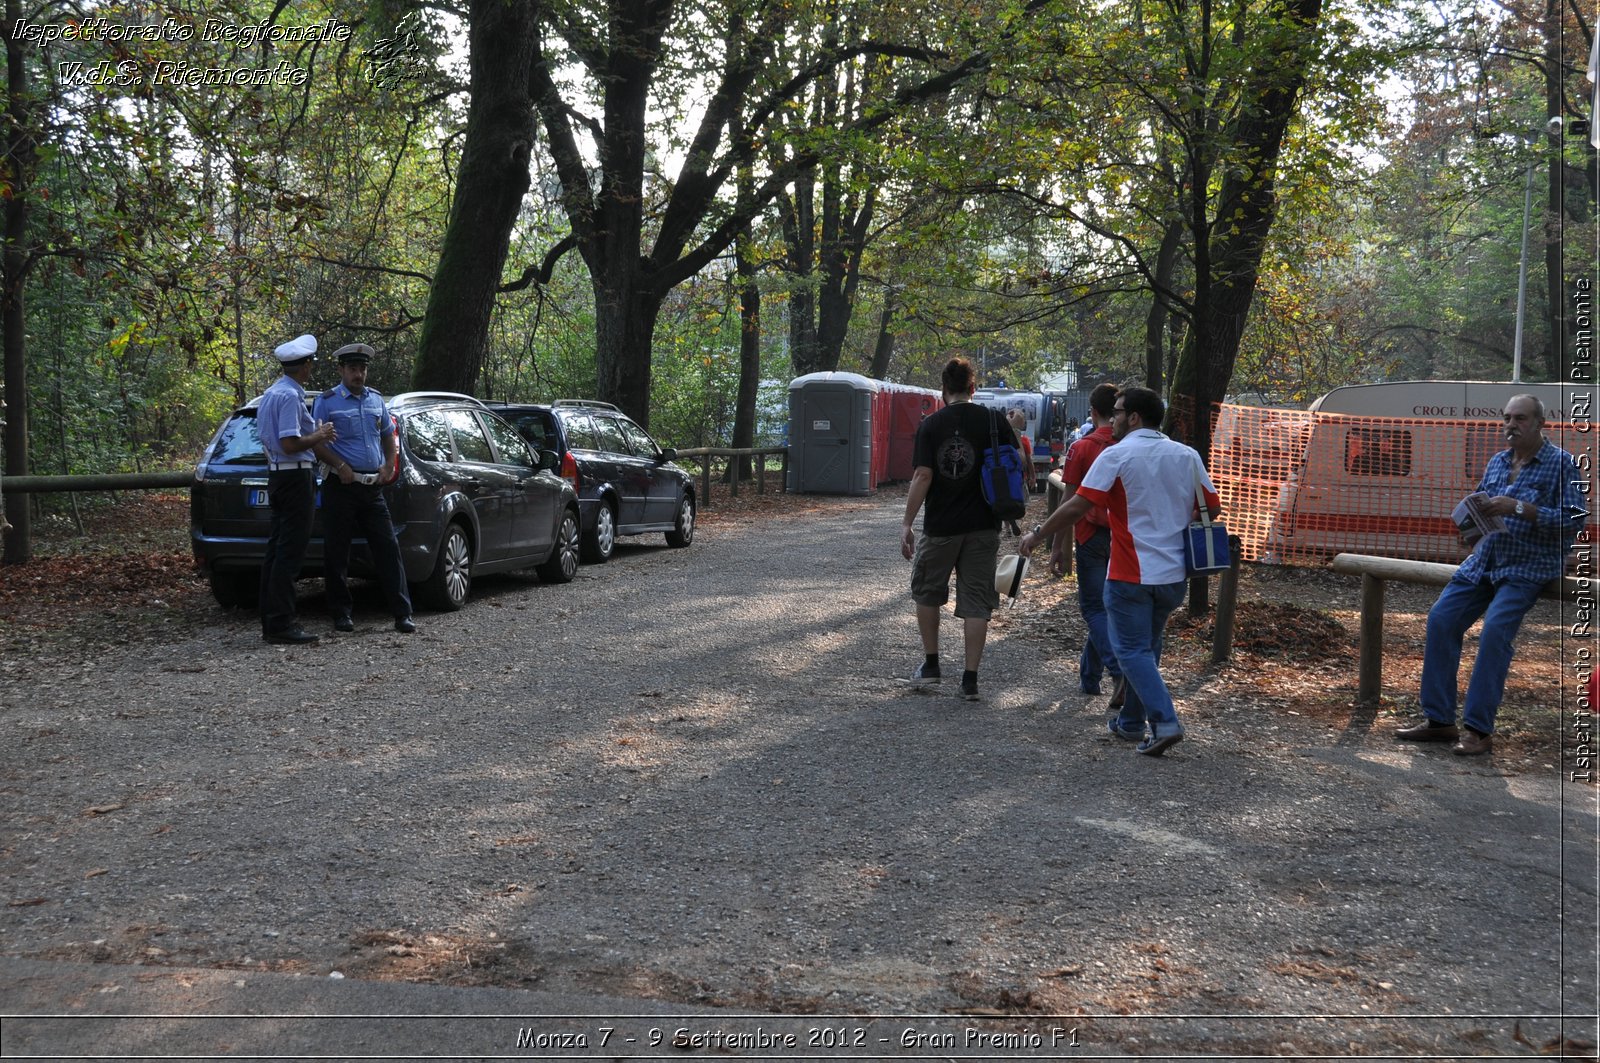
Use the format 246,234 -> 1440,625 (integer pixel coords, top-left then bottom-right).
1514,501 -> 1526,518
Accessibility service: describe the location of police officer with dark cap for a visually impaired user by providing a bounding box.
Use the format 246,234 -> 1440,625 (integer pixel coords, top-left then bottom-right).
311,343 -> 417,634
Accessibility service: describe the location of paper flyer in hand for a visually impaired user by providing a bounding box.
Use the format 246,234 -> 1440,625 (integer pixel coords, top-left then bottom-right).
1451,491 -> 1506,545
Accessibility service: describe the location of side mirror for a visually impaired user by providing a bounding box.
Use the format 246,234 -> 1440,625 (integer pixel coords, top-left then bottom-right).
656,447 -> 677,463
537,449 -> 561,473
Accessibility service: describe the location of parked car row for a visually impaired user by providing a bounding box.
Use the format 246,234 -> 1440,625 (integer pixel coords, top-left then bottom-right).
190,392 -> 696,613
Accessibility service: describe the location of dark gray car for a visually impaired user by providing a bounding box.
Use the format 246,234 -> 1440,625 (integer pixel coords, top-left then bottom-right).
190,392 -> 581,611
484,400 -> 695,563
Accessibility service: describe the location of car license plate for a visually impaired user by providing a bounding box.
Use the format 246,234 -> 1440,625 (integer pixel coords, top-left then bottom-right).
249,488 -> 270,507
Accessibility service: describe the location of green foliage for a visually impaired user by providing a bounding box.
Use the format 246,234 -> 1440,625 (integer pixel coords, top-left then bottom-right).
7,0 -> 1585,489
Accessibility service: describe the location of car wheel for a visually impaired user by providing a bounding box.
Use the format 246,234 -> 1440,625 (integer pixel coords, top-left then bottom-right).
209,569 -> 259,609
537,508 -> 581,583
581,499 -> 616,563
665,494 -> 695,548
419,522 -> 472,611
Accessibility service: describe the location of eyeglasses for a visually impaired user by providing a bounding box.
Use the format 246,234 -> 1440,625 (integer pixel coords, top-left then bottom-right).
1112,407 -> 1128,417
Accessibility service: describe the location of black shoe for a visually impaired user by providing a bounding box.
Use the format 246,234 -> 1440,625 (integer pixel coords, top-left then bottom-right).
908,660 -> 941,687
333,614 -> 354,633
394,616 -> 416,634
960,675 -> 980,701
1137,730 -> 1184,757
265,627 -> 319,645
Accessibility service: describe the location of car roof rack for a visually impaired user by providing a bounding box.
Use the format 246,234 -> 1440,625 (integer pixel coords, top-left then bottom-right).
552,399 -> 619,411
390,391 -> 486,407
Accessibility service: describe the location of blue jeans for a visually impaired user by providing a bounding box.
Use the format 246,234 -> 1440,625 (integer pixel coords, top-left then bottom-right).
1105,578 -> 1186,740
1420,572 -> 1544,735
1075,526 -> 1120,692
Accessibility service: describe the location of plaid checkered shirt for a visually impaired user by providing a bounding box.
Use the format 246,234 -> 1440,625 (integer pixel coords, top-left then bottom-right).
1458,439 -> 1587,585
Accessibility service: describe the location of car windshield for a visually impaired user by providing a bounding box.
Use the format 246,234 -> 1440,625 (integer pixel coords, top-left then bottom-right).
210,413 -> 269,465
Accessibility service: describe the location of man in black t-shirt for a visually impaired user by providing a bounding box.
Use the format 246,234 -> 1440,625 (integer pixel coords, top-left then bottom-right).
899,357 -> 1019,702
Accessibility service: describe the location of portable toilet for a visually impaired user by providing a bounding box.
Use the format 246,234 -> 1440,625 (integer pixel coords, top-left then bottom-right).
883,382 -> 944,482
788,372 -> 880,495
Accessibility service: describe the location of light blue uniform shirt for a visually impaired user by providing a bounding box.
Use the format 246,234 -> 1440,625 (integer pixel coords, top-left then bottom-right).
312,383 -> 395,473
257,374 -> 315,465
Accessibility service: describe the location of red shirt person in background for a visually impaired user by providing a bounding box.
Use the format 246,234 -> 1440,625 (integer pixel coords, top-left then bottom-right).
1006,408 -> 1037,493
1052,383 -> 1121,699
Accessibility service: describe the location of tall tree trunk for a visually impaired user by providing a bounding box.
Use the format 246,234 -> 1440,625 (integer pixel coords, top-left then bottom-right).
868,292 -> 896,379
729,20 -> 759,480
731,240 -> 761,481
1166,0 -> 1324,462
1144,217 -> 1185,392
815,175 -> 873,373
593,276 -> 661,426
1542,0 -> 1564,381
779,178 -> 821,377
411,0 -> 538,395
3,0 -> 37,563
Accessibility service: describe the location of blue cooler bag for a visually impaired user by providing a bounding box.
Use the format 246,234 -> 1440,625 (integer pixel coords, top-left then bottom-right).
1183,465 -> 1230,576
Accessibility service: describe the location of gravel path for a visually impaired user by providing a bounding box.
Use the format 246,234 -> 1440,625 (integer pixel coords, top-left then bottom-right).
1,491 -> 1595,1057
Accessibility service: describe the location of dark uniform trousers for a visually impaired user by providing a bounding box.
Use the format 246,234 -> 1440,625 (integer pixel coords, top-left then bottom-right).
260,468 -> 315,635
322,478 -> 412,620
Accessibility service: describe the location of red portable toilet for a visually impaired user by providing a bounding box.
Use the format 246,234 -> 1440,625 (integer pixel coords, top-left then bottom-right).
870,386 -> 893,486
882,382 -> 944,482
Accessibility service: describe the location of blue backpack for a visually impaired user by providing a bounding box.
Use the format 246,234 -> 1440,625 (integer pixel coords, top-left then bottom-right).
975,405 -> 1027,523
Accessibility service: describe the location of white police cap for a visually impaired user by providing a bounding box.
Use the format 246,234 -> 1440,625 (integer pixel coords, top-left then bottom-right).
273,334 -> 319,363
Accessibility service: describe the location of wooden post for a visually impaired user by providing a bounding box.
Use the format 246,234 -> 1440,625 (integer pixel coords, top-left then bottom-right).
701,458 -> 713,511
1357,572 -> 1385,705
780,448 -> 789,492
1329,553 -> 1576,708
1210,535 -> 1243,666
730,454 -> 739,498
757,453 -> 765,495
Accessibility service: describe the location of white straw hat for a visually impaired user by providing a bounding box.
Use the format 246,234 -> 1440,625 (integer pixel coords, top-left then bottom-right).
995,553 -> 1030,599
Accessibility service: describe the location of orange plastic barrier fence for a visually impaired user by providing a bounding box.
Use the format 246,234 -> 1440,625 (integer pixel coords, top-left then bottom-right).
1209,403 -> 1597,565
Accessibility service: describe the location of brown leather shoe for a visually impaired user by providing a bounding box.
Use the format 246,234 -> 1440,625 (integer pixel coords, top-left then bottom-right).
1395,720 -> 1459,742
1452,730 -> 1492,756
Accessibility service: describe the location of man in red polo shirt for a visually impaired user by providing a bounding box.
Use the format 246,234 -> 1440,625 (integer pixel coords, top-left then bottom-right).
1052,383 -> 1121,698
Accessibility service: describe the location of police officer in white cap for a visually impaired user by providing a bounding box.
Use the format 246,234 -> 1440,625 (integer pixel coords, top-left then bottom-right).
311,343 -> 416,634
256,334 -> 336,644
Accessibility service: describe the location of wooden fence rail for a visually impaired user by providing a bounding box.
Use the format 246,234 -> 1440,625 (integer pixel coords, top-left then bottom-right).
3,471 -> 193,493
1330,552 -> 1582,706
673,446 -> 790,509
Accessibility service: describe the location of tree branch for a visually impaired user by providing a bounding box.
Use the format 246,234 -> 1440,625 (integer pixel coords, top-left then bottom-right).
500,234 -> 578,293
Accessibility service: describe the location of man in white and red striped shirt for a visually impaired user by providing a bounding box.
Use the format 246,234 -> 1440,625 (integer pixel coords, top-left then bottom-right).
1019,387 -> 1219,756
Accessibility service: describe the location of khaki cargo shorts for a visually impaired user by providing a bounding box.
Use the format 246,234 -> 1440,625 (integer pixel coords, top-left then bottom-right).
911,528 -> 1001,620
